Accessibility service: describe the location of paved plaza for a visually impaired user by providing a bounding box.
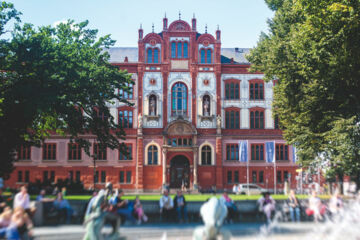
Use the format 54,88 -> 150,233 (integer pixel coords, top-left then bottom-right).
33,222 -> 316,240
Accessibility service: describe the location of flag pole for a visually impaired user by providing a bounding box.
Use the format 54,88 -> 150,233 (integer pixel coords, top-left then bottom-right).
273,141 -> 276,194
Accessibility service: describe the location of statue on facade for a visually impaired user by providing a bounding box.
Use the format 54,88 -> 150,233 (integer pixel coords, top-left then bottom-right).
203,98 -> 210,116
83,183 -> 122,240
216,115 -> 221,129
138,114 -> 143,128
149,97 -> 156,116
193,197 -> 231,240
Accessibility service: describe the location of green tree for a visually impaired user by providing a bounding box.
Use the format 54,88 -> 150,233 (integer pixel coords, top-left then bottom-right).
247,0 -> 360,187
0,2 -> 132,179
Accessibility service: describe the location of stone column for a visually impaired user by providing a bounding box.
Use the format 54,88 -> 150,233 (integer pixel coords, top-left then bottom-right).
193,147 -> 198,190
162,148 -> 167,188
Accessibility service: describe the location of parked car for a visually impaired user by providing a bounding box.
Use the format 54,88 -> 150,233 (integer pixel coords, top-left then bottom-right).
237,184 -> 267,195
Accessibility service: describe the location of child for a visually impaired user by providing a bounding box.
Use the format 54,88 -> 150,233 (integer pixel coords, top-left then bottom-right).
134,196 -> 148,224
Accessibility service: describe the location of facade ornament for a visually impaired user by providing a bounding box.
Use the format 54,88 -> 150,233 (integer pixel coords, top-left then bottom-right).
138,114 -> 143,128
203,97 -> 210,116
216,115 -> 221,129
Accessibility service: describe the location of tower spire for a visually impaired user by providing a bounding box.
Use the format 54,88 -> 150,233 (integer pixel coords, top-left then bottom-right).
179,11 -> 181,20
152,23 -> 154,33
205,24 -> 208,33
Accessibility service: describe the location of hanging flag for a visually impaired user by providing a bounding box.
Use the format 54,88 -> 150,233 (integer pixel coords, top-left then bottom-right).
292,146 -> 297,163
239,140 -> 248,162
266,142 -> 275,163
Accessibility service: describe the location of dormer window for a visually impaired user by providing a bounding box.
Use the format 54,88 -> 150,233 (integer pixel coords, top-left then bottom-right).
200,48 -> 212,64
147,48 -> 160,63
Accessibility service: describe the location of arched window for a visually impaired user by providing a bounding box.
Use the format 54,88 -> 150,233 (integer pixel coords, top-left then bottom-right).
171,42 -> 176,58
153,48 -> 159,63
225,108 -> 240,129
203,95 -> 210,116
149,95 -> 157,116
172,82 -> 187,116
148,145 -> 158,165
201,145 -> 212,165
250,109 -> 264,129
206,49 -> 212,63
183,42 -> 188,58
177,42 -> 182,58
147,48 -> 153,63
200,49 -> 205,63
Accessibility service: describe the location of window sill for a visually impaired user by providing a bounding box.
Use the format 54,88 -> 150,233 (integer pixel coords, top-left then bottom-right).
42,160 -> 57,162
16,160 -> 31,162
119,183 -> 132,185
145,115 -> 161,121
198,115 -> 215,121
118,160 -> 133,162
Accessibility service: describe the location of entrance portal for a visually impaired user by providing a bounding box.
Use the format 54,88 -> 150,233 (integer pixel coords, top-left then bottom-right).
170,155 -> 190,188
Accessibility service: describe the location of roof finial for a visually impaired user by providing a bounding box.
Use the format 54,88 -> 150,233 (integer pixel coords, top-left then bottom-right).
140,23 -> 142,29
152,23 -> 154,33
179,11 -> 181,20
165,12 -> 167,18
193,13 -> 195,18
205,24 -> 208,33
217,25 -> 219,30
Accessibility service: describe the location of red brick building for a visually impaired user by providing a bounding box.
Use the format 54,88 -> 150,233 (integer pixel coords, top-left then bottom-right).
6,16 -> 299,191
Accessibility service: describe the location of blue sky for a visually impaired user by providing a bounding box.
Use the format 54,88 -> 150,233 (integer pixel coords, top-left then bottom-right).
9,0 -> 273,48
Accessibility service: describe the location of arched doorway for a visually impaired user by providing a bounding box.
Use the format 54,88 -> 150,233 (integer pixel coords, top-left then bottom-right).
170,155 -> 190,188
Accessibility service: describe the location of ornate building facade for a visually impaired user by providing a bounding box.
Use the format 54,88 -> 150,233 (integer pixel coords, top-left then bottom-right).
6,17 -> 299,191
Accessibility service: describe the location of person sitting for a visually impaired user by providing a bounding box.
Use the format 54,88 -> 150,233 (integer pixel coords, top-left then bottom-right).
257,192 -> 276,223
133,196 -> 148,225
53,192 -> 73,224
159,189 -> 174,222
220,191 -> 237,223
174,190 -> 187,223
111,189 -> 136,224
329,190 -> 343,215
306,190 -> 325,222
7,206 -> 33,240
232,184 -> 239,195
287,190 -> 301,222
0,206 -> 13,238
13,186 -> 31,216
0,188 -> 7,214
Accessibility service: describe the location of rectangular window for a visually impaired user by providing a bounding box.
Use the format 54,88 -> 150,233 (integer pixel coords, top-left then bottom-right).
126,171 -> 131,184
25,171 -> 29,183
234,171 -> 239,183
259,171 -> 264,183
18,146 -> 31,160
119,171 -> 125,183
118,110 -> 133,128
43,171 -> 48,182
276,144 -> 289,161
93,143 -> 107,160
171,42 -> 176,58
277,171 -> 282,183
95,171 -> 99,183
50,171 -> 55,182
225,82 -> 240,100
284,171 -> 289,182
225,110 -> 240,129
251,144 -> 264,161
250,110 -> 265,129
68,143 -> 82,160
119,83 -> 133,100
227,171 -> 232,184
274,115 -> 280,129
119,144 -> 133,161
226,144 -> 239,161
76,171 -> 81,182
69,171 -> 74,182
252,171 -> 257,183
43,143 -> 56,160
17,171 -> 23,182
250,82 -> 264,100
101,171 -> 106,183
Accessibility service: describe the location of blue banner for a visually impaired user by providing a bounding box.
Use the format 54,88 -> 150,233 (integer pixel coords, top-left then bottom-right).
239,141 -> 248,162
292,146 -> 297,163
266,142 -> 275,163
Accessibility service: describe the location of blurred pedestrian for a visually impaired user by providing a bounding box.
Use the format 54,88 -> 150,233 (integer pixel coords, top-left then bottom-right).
134,196 -> 148,225
220,191 -> 237,223
53,192 -> 73,224
159,189 -> 173,221
329,190 -> 343,215
258,192 -> 276,223
287,190 -> 300,222
174,190 -> 187,223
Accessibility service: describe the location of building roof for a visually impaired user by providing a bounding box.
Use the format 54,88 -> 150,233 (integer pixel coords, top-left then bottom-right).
106,47 -> 251,64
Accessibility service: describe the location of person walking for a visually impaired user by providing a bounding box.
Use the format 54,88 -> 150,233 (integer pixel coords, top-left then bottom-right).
174,190 -> 187,223
287,190 -> 301,222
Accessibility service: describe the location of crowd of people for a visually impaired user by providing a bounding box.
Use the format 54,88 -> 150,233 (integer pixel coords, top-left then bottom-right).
0,183 -> 353,239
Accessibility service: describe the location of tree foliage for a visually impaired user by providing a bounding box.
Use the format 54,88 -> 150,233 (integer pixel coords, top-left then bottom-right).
247,0 -> 360,181
0,2 -> 132,179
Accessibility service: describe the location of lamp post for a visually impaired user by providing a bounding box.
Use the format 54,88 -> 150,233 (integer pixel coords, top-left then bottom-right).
93,154 -> 97,190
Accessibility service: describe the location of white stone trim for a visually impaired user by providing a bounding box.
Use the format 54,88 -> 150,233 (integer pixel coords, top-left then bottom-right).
198,142 -> 215,166
144,141 -> 161,166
